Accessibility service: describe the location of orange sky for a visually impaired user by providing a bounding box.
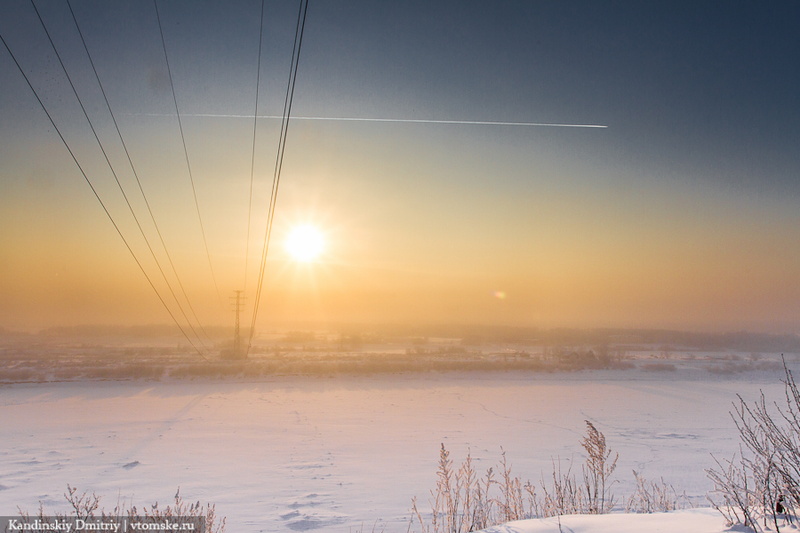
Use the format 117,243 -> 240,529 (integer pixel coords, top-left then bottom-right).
2,2 -> 800,334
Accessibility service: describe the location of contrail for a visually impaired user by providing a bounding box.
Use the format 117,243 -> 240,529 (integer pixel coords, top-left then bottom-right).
136,113 -> 607,128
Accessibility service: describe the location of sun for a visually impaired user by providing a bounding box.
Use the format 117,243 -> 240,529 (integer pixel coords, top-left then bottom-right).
285,224 -> 325,262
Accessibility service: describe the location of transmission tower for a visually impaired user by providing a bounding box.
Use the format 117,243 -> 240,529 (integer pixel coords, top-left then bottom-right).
231,290 -> 246,359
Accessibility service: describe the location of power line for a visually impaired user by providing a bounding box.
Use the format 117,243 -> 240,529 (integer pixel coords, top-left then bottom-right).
153,0 -> 223,308
244,0 -> 267,294
27,0 -> 211,354
247,0 -> 309,356
0,28 -> 209,361
64,0 -> 214,350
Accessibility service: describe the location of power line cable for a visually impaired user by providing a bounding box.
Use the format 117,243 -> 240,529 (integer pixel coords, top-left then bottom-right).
247,0 -> 309,356
65,0 -> 214,349
0,28 -> 209,361
28,0 -> 211,354
28,0 -> 210,353
243,0 -> 267,294
153,0 -> 223,307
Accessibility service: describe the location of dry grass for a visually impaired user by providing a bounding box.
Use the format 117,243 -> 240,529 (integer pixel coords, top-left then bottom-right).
411,420 -> 694,532
15,485 -> 225,533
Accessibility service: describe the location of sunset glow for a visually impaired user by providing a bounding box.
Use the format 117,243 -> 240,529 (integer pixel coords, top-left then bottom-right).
0,2 -> 798,334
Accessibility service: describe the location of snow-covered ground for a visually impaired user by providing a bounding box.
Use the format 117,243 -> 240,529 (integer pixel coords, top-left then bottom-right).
0,362 -> 794,532
479,508 -> 740,533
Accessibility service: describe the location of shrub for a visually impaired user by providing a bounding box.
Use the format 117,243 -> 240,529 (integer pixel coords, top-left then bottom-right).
641,362 -> 677,372
707,358 -> 800,532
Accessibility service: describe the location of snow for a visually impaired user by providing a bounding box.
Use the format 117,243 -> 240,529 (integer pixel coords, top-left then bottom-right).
0,361 -> 794,532
479,508 -> 736,533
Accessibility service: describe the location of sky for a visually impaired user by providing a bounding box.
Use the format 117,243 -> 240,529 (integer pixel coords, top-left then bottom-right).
1,0 -> 800,335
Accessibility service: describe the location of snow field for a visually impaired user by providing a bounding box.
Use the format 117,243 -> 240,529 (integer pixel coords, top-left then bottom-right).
0,368 -> 790,532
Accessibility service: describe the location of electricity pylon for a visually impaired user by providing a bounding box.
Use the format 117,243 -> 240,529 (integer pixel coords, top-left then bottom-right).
231,290 -> 245,359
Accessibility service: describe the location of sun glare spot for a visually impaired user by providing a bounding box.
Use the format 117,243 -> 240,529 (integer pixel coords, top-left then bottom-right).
285,224 -> 325,262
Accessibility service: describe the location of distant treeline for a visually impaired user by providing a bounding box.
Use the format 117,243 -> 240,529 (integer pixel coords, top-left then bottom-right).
347,324 -> 800,353
36,324 -> 244,339
2,323 -> 799,353
499,327 -> 800,353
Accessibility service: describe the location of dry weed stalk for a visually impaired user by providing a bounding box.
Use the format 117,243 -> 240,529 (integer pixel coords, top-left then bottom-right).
581,420 -> 618,514
412,422 -> 632,532
626,470 -> 684,513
